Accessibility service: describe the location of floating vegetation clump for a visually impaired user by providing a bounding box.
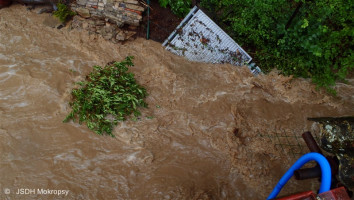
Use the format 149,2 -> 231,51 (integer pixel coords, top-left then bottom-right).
64,56 -> 148,136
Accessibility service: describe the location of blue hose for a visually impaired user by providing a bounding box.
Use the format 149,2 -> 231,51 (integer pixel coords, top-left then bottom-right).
267,152 -> 331,200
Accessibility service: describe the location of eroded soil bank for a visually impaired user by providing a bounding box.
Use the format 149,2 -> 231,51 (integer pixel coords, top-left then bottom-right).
0,5 -> 353,200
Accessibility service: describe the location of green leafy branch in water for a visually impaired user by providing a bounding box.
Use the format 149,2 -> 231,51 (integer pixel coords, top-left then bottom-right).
64,56 -> 148,137
53,3 -> 76,23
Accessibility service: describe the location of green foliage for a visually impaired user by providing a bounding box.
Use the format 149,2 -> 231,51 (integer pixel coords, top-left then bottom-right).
64,57 -> 148,136
53,3 -> 76,23
158,0 -> 192,17
201,0 -> 353,93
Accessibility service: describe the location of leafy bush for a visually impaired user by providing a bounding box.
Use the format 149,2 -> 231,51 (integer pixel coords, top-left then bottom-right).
201,0 -> 353,93
64,57 -> 148,136
158,0 -> 192,17
53,3 -> 76,23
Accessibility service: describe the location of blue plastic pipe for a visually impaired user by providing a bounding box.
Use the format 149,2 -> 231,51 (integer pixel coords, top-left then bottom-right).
267,152 -> 331,200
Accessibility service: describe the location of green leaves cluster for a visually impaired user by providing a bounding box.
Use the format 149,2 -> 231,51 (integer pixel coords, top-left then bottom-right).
64,56 -> 148,136
158,0 -> 192,17
201,0 -> 353,94
53,3 -> 76,23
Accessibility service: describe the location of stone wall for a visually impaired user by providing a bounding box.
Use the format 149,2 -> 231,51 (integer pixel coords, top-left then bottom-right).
72,0 -> 144,26
70,0 -> 145,42
71,16 -> 137,43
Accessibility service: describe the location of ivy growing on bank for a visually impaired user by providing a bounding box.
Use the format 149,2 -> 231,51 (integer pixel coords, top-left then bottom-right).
64,57 -> 148,136
161,0 -> 353,94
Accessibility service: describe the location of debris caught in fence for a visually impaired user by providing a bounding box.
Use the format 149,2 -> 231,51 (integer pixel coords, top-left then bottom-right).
163,6 -> 261,75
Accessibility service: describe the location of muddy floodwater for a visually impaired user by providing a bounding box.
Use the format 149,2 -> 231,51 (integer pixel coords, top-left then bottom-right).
0,5 -> 353,200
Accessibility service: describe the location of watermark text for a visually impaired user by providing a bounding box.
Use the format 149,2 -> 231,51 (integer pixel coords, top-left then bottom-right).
3,188 -> 69,196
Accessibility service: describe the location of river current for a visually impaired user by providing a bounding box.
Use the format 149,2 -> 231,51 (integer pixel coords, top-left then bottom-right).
0,5 -> 353,200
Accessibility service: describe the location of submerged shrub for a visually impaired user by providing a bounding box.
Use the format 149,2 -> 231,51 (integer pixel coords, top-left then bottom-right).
64,56 -> 148,136
53,3 -> 76,23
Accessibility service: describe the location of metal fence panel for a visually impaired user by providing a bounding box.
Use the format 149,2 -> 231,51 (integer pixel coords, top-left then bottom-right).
163,6 -> 261,75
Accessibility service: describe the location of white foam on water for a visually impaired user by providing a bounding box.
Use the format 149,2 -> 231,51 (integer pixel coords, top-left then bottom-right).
9,35 -> 22,44
12,102 -> 29,108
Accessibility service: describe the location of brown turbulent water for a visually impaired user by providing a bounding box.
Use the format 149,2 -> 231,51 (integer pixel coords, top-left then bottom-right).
0,5 -> 353,200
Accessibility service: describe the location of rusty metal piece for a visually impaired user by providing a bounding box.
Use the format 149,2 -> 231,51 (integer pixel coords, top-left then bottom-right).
302,131 -> 323,154
318,186 -> 351,200
294,132 -> 339,182
294,132 -> 322,180
294,165 -> 321,180
275,190 -> 316,200
0,0 -> 12,8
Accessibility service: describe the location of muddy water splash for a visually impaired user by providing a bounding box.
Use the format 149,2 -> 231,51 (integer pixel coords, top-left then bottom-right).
1,5 -> 353,200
